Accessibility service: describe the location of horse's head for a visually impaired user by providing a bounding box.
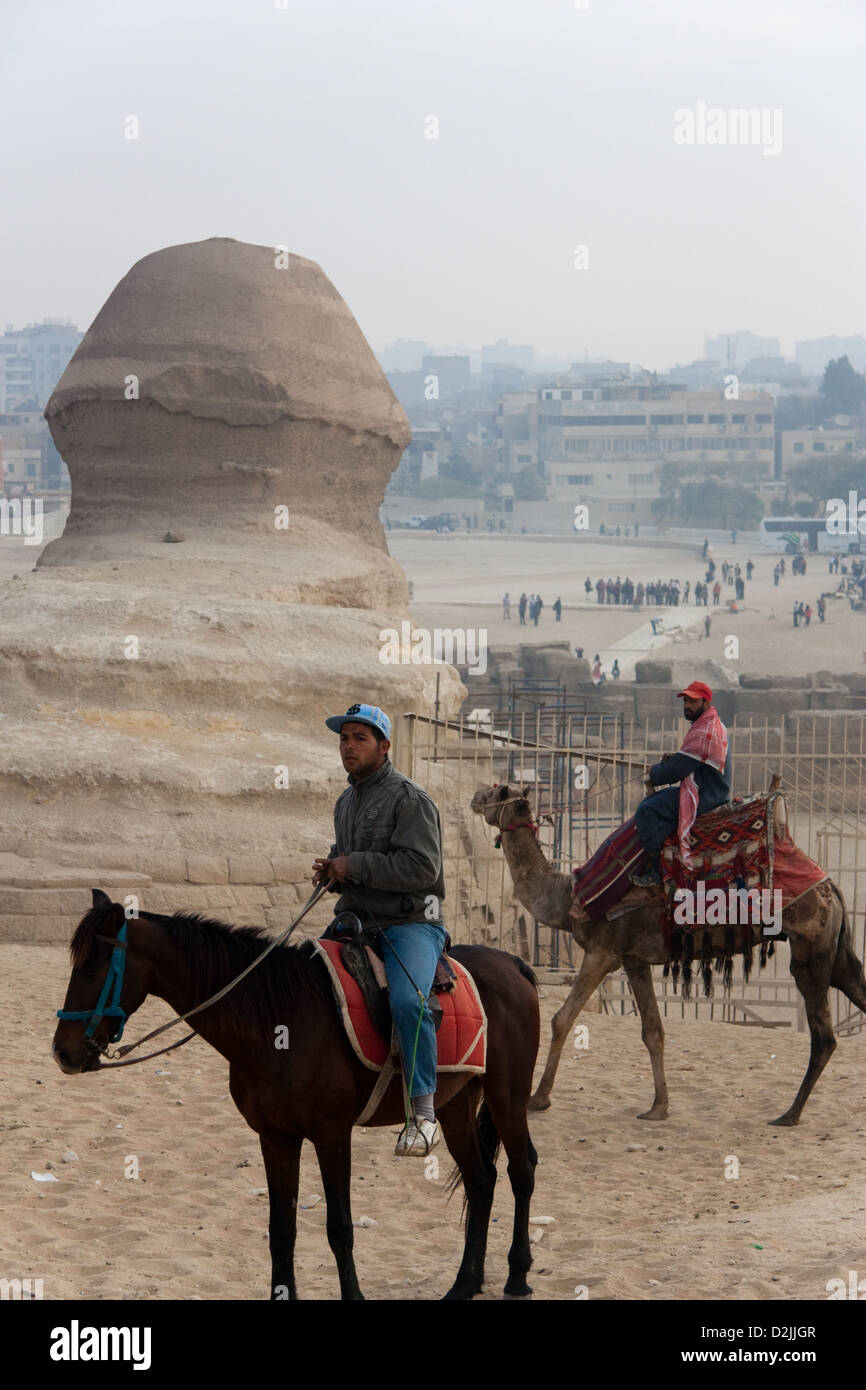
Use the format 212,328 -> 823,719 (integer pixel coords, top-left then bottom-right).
470,783 -> 535,828
52,889 -> 149,1074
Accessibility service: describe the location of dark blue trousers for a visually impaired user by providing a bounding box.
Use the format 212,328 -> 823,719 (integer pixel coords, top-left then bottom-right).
634,787 -> 727,868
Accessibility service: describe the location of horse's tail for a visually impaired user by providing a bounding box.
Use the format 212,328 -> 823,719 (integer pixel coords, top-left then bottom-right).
445,1098 -> 502,1214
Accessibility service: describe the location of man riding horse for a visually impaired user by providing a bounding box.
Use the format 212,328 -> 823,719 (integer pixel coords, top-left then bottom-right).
313,702 -> 446,1157
631,680 -> 731,886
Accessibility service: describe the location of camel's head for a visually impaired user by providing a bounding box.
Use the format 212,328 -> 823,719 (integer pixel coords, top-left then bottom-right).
471,783 -> 535,828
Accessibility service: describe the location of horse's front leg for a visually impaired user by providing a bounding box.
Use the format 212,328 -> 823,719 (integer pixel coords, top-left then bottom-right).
260,1130 -> 302,1300
314,1131 -> 363,1301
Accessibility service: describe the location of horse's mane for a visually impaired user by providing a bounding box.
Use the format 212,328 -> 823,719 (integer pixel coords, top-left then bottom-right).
71,902 -> 330,1033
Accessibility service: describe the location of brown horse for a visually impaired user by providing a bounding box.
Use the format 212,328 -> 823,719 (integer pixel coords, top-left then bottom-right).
52,890 -> 540,1301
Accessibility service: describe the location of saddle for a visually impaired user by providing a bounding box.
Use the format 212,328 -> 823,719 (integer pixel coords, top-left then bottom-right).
314,915 -> 488,1096
319,913 -> 458,1042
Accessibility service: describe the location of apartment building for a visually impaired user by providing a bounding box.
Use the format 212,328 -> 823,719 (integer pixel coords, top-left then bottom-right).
536,383 -> 774,523
779,425 -> 858,478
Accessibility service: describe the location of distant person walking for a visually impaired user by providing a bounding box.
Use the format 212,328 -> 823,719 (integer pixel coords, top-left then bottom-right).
746,559 -> 754,580
704,613 -> 712,638
804,603 -> 812,627
793,602 -> 799,628
591,654 -> 603,683
712,581 -> 721,606
502,592 -> 511,620
533,595 -> 543,626
611,659 -> 620,681
584,577 -> 592,597
817,597 -> 826,622
553,596 -> 562,622
518,592 -> 527,625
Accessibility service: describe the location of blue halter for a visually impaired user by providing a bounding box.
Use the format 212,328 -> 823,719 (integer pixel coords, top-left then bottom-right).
57,920 -> 129,1041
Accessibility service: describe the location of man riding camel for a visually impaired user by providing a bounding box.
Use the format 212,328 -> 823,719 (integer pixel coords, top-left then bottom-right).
631,680 -> 731,886
312,703 -> 446,1156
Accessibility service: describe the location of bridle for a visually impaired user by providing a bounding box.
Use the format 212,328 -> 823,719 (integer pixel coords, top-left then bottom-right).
56,879 -> 332,1069
488,791 -> 541,848
57,922 -> 131,1053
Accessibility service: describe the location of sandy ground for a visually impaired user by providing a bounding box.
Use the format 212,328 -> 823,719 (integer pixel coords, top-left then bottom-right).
4,942 -> 866,1302
389,533 -> 865,680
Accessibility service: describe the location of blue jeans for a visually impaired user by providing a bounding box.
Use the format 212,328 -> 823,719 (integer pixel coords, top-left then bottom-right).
635,786 -> 726,869
379,922 -> 447,1099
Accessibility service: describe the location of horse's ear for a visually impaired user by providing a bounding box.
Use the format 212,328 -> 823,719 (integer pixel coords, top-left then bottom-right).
92,888 -> 112,909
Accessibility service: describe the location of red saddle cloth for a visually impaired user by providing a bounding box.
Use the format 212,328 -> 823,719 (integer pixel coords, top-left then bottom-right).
573,796 -> 827,924
660,794 -> 826,910
572,814 -> 647,921
314,939 -> 487,1074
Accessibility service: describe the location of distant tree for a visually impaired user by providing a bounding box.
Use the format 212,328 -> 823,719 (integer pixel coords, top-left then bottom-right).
677,479 -> 763,529
773,394 -> 821,433
788,455 -> 866,510
650,459 -> 684,519
819,356 -> 866,418
440,450 -> 475,485
511,467 -> 547,501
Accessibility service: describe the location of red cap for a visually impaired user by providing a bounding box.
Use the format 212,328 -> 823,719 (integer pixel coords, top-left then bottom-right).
676,680 -> 713,702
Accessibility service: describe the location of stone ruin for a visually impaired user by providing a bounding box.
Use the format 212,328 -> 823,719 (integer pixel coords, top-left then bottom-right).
0,238 -> 470,941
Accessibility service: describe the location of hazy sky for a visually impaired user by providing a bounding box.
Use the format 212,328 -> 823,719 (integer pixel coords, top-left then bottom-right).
2,0 -> 864,368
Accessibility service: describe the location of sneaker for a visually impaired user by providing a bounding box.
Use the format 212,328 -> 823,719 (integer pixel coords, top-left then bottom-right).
630,869 -> 662,887
394,1119 -> 439,1156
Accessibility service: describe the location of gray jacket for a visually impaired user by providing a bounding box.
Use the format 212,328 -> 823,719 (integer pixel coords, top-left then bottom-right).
328,759 -> 445,928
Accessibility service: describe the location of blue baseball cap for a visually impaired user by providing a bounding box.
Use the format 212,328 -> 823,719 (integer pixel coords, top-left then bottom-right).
325,703 -> 392,739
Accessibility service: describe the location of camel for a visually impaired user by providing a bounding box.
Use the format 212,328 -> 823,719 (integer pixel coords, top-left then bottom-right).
471,782 -> 866,1126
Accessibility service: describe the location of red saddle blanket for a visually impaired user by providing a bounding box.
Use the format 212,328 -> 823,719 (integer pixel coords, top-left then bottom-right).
314,939 -> 487,1073
573,815 -> 647,920
660,794 -> 826,909
573,796 -> 827,923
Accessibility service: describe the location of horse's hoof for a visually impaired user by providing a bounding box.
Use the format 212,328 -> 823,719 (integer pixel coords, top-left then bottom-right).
768,1113 -> 798,1127
637,1108 -> 668,1121
502,1288 -> 533,1300
528,1095 -> 551,1112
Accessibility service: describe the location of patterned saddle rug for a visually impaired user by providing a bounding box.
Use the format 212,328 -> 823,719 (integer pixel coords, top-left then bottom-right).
659,792 -> 827,996
314,938 -> 487,1074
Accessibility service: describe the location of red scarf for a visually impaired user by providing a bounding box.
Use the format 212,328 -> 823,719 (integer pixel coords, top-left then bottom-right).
677,705 -> 728,868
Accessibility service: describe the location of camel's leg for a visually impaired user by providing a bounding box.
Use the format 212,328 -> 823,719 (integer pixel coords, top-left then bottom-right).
313,1131 -> 363,1299
439,1081 -> 497,1301
530,945 -> 619,1111
260,1130 -> 303,1300
829,898 -> 866,1013
622,955 -> 669,1120
770,947 -> 836,1127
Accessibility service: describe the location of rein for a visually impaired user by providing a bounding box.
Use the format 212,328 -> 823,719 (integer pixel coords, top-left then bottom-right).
58,878 -> 332,1069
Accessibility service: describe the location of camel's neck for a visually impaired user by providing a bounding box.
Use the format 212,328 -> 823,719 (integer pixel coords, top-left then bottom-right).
498,825 -> 574,928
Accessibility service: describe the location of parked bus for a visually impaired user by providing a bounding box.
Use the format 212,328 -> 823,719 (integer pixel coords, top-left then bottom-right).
759,516 -> 861,554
